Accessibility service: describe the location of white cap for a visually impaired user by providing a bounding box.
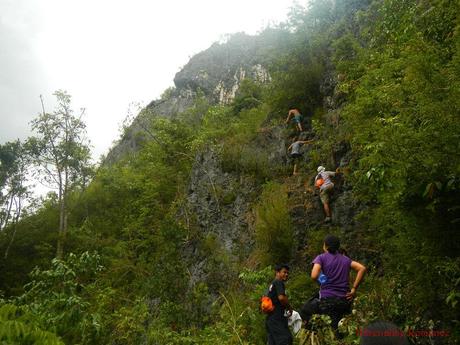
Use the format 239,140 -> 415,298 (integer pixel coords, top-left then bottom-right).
317,166 -> 325,173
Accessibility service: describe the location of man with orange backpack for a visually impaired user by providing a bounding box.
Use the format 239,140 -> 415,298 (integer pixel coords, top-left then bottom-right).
315,165 -> 339,222
264,264 -> 293,345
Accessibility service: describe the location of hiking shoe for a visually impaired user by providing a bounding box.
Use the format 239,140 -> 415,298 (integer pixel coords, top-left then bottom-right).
324,217 -> 331,223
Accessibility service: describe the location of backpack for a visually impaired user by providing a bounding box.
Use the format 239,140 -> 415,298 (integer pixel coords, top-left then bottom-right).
315,174 -> 324,188
260,295 -> 274,314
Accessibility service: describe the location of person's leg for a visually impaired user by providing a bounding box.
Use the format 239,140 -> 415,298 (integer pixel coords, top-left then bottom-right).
267,332 -> 275,345
320,186 -> 333,220
323,202 -> 331,218
276,322 -> 293,345
267,318 -> 293,345
318,298 -> 340,332
320,190 -> 330,218
292,155 -> 301,175
294,116 -> 303,132
319,298 -> 351,338
331,302 -> 351,339
266,320 -> 275,345
300,297 -> 320,326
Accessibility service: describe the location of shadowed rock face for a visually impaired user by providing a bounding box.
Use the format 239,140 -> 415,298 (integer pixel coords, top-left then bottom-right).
180,125 -> 289,293
186,148 -> 255,252
184,124 -> 287,255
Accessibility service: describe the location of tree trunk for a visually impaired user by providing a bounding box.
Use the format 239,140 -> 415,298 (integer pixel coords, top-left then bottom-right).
56,168 -> 69,260
0,193 -> 14,230
4,197 -> 21,259
56,172 -> 65,259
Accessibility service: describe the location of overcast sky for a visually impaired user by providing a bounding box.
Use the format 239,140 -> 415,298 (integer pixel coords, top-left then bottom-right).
1,0 -> 297,162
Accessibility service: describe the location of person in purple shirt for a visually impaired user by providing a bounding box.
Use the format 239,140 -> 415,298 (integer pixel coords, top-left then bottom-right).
300,235 -> 366,335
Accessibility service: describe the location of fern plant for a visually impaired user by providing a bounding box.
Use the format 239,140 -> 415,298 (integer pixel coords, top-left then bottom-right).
0,304 -> 64,345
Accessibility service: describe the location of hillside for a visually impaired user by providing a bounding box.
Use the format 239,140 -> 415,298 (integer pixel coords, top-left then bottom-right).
0,0 -> 459,344
105,31 -> 281,164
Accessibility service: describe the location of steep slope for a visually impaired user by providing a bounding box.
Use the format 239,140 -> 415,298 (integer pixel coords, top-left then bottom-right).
105,31 -> 284,164
1,1 -> 459,344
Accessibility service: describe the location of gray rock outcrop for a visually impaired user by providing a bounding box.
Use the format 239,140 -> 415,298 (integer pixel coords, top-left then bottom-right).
105,32 -> 279,164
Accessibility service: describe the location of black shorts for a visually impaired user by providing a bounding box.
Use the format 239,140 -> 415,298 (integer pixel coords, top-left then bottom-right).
290,153 -> 302,163
266,317 -> 293,345
300,296 -> 351,330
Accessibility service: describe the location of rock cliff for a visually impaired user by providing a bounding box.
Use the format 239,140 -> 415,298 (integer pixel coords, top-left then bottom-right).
106,27 -> 365,292
105,32 -> 279,164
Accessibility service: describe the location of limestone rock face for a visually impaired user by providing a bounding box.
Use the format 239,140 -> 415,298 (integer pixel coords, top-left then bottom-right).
179,120 -> 297,292
105,32 -> 275,163
174,33 -> 272,105
186,148 -> 256,253
147,87 -> 197,117
183,124 -> 287,255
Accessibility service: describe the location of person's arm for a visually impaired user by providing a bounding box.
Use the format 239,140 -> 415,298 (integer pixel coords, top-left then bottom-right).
278,294 -> 290,308
287,143 -> 293,151
275,281 -> 292,313
285,112 -> 293,124
311,263 -> 321,280
302,140 -> 314,145
346,261 -> 367,300
278,294 -> 292,316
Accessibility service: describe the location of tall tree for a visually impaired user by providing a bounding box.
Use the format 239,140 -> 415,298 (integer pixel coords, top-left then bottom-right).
28,91 -> 91,259
0,140 -> 30,259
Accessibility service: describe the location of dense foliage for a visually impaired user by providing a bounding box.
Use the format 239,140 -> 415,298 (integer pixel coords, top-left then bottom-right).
0,0 -> 459,344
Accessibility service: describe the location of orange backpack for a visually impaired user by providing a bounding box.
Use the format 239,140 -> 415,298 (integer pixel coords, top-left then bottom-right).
315,178 -> 324,188
260,296 -> 274,314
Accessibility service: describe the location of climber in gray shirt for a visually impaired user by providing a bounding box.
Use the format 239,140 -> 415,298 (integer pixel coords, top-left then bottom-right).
287,138 -> 314,175
315,165 -> 341,222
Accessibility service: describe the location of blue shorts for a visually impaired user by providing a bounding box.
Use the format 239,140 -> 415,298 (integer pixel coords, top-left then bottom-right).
293,114 -> 302,124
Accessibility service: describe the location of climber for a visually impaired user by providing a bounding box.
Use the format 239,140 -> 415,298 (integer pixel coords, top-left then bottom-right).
266,264 -> 293,345
314,165 -> 339,222
300,235 -> 366,337
285,108 -> 303,132
287,137 -> 314,175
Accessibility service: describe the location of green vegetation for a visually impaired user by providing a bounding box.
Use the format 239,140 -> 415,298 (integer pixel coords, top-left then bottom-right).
0,304 -> 64,345
0,0 -> 459,344
255,182 -> 294,266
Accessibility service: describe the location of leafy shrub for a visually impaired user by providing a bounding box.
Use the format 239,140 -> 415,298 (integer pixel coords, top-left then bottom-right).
15,252 -> 106,344
232,79 -> 265,114
254,182 -> 295,266
221,143 -> 274,181
0,304 -> 63,345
